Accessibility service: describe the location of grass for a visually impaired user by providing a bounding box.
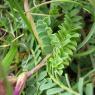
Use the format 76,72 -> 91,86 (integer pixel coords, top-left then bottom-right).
0,0 -> 95,95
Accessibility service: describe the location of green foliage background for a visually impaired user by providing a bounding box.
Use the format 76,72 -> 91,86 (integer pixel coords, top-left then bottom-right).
0,0 -> 95,95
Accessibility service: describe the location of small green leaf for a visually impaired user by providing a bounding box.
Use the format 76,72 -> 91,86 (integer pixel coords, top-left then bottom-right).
40,82 -> 56,91
38,71 -> 47,81
46,87 -> 63,95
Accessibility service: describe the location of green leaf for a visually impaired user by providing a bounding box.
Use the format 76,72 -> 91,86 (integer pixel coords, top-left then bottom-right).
40,82 -> 56,91
46,87 -> 63,95
60,92 -> 72,95
78,78 -> 84,95
36,17 -> 53,55
85,83 -> 93,95
38,71 -> 47,81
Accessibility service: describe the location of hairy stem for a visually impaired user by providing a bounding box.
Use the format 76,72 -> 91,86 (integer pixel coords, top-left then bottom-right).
27,54 -> 51,78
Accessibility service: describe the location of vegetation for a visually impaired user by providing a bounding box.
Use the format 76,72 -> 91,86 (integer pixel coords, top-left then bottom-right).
0,0 -> 95,95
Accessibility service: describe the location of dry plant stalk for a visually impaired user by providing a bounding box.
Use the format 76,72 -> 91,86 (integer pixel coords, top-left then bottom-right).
24,0 -> 43,49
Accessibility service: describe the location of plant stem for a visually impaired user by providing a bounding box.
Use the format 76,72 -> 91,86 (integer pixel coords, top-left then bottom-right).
27,54 -> 51,78
49,73 -> 80,95
83,68 -> 95,79
0,63 -> 12,95
31,0 -> 90,13
24,0 -> 43,49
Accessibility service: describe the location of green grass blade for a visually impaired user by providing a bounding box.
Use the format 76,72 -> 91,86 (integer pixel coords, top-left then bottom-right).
7,0 -> 32,33
2,44 -> 17,71
75,47 -> 95,57
77,23 -> 95,50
